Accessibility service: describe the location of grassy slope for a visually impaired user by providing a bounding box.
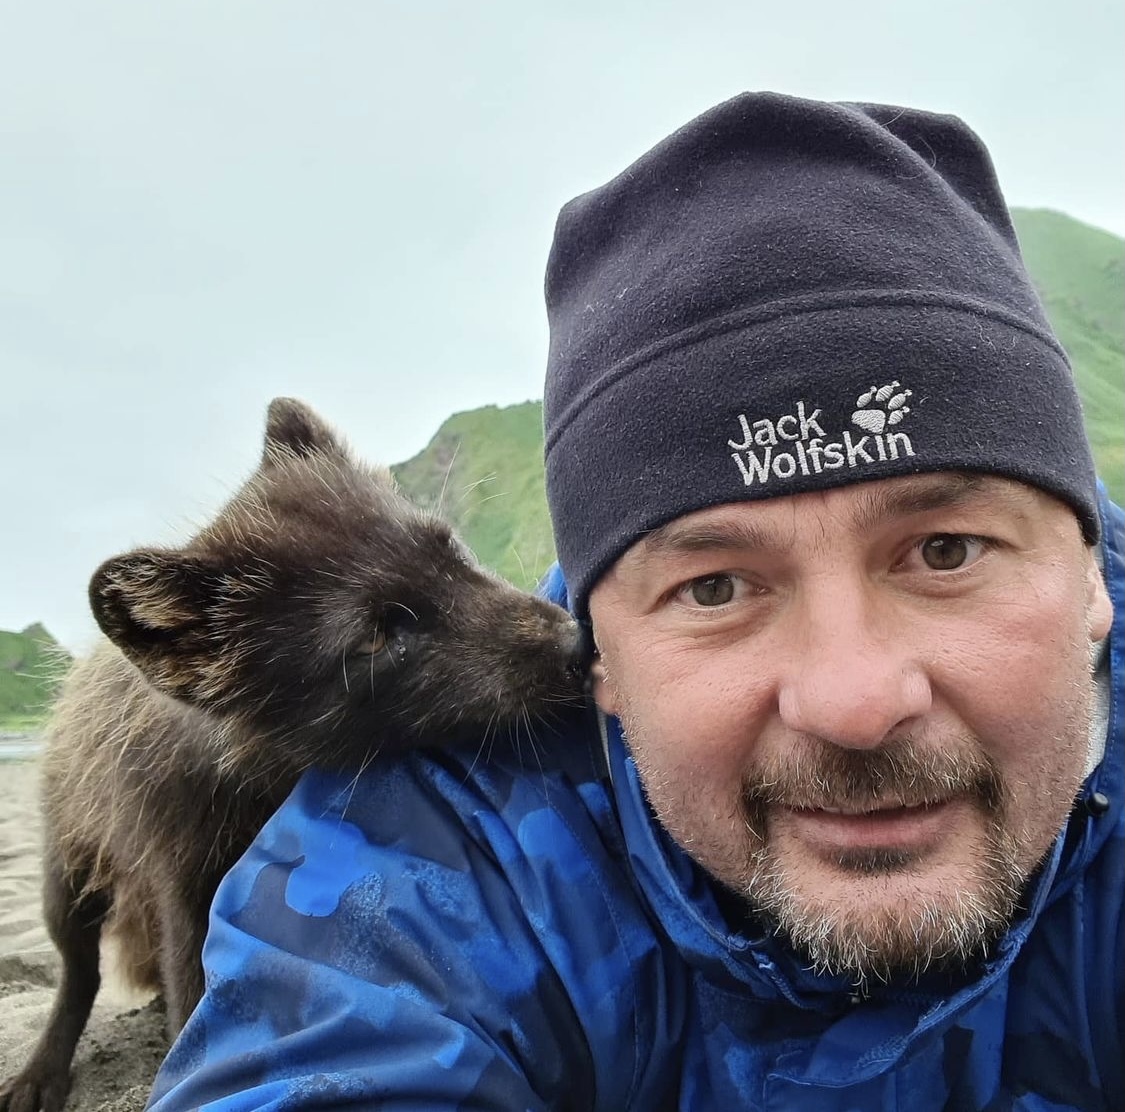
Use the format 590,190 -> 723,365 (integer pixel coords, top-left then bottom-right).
0,624 -> 70,725
1011,209 -> 1124,503
393,401 -> 556,590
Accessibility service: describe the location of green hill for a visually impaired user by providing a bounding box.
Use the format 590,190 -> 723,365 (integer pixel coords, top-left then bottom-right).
1011,209 -> 1124,503
0,624 -> 70,727
393,401 -> 556,590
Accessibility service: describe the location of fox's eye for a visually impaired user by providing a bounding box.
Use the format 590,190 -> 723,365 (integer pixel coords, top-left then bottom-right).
354,625 -> 387,655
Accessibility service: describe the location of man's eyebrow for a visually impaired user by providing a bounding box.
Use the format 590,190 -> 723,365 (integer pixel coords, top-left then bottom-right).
848,473 -> 994,532
639,516 -> 776,556
636,474 -> 1015,560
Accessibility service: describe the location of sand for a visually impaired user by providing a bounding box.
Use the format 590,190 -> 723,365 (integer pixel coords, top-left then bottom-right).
0,757 -> 169,1112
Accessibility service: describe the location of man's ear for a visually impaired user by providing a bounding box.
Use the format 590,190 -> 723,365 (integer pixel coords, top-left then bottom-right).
588,639 -> 619,718
1084,548 -> 1113,644
586,596 -> 621,717
89,550 -> 228,702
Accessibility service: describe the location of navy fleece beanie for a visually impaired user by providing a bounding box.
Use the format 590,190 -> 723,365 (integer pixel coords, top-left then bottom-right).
543,92 -> 1099,616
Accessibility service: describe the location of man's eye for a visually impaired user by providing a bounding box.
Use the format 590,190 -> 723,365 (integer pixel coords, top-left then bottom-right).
685,574 -> 736,606
919,534 -> 980,571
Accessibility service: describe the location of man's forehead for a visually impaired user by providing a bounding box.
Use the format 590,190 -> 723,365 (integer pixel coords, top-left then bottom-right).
626,473 -> 1045,563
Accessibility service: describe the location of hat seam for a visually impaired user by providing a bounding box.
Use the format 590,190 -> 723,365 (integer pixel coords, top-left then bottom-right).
545,289 -> 1067,456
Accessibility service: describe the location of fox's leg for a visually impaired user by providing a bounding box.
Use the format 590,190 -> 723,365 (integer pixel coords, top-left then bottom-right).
0,841 -> 108,1112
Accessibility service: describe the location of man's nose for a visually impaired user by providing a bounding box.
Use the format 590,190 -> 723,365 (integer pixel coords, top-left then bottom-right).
776,579 -> 932,749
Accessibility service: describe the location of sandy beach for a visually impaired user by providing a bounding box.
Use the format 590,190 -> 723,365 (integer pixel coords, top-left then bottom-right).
0,757 -> 168,1111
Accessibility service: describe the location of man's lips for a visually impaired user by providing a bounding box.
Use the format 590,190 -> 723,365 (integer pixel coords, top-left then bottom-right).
813,800 -> 935,815
777,798 -> 968,853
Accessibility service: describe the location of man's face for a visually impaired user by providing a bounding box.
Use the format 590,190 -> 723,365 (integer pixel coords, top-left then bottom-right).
588,473 -> 1113,984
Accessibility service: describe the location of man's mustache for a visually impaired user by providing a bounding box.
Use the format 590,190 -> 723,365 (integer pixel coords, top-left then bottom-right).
740,737 -> 1005,816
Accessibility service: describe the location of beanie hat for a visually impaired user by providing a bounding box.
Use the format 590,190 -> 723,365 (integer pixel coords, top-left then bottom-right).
543,92 -> 1099,616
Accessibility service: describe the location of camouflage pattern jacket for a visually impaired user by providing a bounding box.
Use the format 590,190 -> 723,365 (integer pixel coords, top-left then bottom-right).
149,492 -> 1123,1111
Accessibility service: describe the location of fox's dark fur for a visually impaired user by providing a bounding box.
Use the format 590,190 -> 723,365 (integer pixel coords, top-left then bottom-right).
0,398 -> 586,1112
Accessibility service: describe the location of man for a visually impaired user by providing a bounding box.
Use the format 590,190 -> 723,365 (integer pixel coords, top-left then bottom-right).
149,93 -> 1122,1109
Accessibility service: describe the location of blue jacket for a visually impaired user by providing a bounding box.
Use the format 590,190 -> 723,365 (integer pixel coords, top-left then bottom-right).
149,492 -> 1124,1111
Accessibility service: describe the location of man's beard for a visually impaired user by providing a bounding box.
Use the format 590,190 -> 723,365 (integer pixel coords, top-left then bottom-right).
736,738 -> 1028,987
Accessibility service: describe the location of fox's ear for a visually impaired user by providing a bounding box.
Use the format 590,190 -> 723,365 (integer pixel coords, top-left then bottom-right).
261,397 -> 349,466
90,550 -> 228,703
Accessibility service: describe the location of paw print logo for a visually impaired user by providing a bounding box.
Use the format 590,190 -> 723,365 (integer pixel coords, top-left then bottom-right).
851,382 -> 912,434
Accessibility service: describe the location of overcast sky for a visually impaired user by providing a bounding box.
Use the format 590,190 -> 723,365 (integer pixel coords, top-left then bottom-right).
3,0 -> 1123,650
